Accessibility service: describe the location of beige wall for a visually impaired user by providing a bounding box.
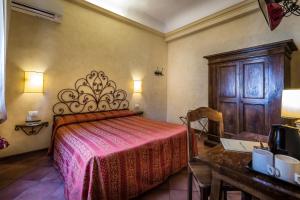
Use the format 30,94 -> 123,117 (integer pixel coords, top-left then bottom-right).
0,0 -> 167,157
167,10 -> 300,123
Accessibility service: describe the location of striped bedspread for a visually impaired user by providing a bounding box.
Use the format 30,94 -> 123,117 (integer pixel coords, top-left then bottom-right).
50,110 -> 187,200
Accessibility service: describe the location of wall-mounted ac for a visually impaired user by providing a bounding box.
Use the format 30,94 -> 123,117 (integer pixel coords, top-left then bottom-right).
11,0 -> 63,23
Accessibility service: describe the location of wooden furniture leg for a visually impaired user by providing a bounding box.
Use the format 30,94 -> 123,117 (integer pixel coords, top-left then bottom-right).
210,171 -> 223,200
223,191 -> 227,200
241,191 -> 252,200
188,168 -> 193,200
199,187 -> 210,200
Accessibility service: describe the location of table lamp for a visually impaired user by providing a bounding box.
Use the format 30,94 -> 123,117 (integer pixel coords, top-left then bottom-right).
281,89 -> 300,128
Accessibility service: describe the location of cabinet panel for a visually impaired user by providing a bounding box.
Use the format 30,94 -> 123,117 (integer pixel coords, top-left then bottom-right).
242,104 -> 266,134
243,62 -> 265,99
219,102 -> 238,134
219,66 -> 236,98
216,62 -> 240,135
239,58 -> 269,135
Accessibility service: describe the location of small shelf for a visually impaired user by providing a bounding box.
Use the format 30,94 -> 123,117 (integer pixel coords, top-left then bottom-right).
15,122 -> 49,136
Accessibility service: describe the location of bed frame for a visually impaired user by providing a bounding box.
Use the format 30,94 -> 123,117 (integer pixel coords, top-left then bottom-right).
52,70 -> 130,116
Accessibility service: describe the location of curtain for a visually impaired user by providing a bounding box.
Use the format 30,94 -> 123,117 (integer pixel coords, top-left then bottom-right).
0,0 -> 7,123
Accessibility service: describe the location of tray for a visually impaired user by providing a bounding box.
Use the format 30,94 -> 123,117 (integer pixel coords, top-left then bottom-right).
246,161 -> 300,187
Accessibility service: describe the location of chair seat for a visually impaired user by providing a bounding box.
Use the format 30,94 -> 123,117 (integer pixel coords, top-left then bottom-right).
188,162 -> 212,188
189,161 -> 237,190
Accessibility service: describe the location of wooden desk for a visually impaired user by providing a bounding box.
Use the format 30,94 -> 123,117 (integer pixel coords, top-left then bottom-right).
196,146 -> 300,200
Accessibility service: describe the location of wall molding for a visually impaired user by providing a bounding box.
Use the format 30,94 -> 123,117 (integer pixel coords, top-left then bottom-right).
70,0 -> 260,41
165,0 -> 259,42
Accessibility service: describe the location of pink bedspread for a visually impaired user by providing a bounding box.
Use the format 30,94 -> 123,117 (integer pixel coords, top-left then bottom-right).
50,110 -> 187,200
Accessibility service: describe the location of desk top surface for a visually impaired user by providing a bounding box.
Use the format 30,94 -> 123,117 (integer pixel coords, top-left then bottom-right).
196,145 -> 300,199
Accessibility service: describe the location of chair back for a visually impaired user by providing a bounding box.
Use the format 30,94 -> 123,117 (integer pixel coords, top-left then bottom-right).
187,107 -> 224,161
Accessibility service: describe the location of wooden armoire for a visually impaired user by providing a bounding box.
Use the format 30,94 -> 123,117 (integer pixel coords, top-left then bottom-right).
204,40 -> 298,144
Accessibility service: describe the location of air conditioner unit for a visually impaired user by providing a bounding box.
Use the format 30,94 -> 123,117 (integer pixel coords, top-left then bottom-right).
11,0 -> 62,23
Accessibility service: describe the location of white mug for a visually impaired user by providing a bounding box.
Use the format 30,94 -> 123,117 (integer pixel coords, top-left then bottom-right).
252,148 -> 273,175
267,154 -> 300,184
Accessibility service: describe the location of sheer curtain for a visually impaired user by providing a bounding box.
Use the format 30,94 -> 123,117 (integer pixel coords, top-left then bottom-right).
0,0 -> 7,123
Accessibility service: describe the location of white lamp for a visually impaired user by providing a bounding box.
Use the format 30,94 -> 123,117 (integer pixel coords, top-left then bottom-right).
281,89 -> 300,128
24,71 -> 44,93
133,80 -> 142,93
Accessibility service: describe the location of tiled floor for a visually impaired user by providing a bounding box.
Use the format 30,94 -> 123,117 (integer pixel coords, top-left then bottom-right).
0,150 -> 241,200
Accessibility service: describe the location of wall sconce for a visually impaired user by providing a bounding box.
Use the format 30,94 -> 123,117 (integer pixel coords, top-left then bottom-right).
24,71 -> 44,93
154,67 -> 164,76
281,89 -> 300,128
133,80 -> 142,93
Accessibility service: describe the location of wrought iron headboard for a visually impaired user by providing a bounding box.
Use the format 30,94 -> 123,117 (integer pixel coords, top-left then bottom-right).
52,70 -> 129,115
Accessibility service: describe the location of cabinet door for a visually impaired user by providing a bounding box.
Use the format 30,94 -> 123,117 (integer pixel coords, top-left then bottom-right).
215,62 -> 240,136
239,57 -> 269,135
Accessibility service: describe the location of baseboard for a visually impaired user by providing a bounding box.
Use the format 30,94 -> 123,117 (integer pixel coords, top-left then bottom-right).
0,148 -> 48,161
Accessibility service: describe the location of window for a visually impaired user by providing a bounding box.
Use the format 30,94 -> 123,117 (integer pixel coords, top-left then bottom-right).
0,0 -> 7,123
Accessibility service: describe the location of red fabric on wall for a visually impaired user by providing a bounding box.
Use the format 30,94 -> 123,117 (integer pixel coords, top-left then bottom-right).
51,111 -> 187,200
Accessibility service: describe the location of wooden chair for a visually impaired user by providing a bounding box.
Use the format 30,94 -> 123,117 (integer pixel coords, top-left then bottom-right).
187,107 -> 235,200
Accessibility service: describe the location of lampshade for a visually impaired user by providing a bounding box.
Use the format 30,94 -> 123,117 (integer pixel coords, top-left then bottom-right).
24,71 -> 44,93
133,80 -> 142,93
281,89 -> 300,119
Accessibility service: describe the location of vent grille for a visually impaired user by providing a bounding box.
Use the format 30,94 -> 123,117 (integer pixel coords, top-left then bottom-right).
11,1 -> 62,23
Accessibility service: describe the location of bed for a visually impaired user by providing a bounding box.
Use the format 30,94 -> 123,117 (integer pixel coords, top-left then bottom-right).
49,71 -> 188,200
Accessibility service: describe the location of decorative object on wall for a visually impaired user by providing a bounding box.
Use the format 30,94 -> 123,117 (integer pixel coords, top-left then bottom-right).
53,70 -> 129,115
258,0 -> 300,30
280,0 -> 300,16
154,67 -> 164,76
24,71 -> 44,93
15,121 -> 49,136
0,137 -> 9,150
281,89 -> 300,128
133,80 -> 142,93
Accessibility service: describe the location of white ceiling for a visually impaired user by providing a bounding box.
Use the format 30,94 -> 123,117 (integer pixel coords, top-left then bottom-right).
86,0 -> 244,32
12,0 -> 245,33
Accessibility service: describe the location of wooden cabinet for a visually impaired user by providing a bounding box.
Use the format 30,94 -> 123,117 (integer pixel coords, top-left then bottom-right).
205,40 -> 297,143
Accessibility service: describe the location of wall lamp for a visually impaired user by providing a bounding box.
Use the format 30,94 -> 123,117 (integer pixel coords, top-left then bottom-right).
24,71 -> 44,93
133,80 -> 142,93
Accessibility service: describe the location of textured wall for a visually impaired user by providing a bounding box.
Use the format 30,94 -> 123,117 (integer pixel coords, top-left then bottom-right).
167,10 -> 300,123
0,0 -> 167,157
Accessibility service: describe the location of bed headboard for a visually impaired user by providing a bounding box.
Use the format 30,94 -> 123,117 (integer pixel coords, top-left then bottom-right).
53,70 -> 129,115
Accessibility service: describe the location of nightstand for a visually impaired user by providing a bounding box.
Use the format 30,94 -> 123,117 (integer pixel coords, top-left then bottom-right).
15,121 -> 49,136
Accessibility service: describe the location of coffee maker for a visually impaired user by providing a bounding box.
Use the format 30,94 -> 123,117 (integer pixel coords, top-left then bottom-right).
269,125 -> 300,160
